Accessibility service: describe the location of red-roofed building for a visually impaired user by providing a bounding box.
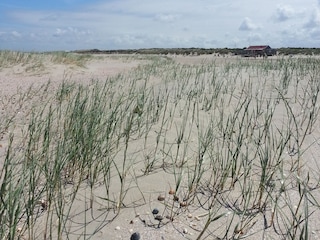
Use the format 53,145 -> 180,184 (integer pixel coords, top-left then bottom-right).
242,45 -> 276,57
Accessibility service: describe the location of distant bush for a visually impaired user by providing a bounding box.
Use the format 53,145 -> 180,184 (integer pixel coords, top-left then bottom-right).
277,48 -> 320,55
73,47 -> 320,56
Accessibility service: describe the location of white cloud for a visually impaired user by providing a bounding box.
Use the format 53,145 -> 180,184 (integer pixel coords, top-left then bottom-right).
154,14 -> 180,23
310,29 -> 320,39
40,14 -> 60,21
304,9 -> 320,29
11,31 -> 21,37
247,33 -> 262,43
53,28 -> 67,37
239,17 -> 258,31
52,27 -> 92,39
274,5 -> 294,22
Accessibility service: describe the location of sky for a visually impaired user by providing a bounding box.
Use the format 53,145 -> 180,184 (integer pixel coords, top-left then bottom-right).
1,0 -> 320,51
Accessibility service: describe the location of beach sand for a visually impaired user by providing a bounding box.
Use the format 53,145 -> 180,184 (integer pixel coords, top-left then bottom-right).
0,53 -> 319,239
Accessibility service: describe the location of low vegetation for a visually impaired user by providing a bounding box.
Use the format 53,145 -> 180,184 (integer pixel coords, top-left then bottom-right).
0,51 -> 320,239
0,50 -> 92,70
74,47 -> 320,56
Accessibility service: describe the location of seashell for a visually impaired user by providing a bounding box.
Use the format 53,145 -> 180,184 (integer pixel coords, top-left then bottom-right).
168,189 -> 175,195
180,201 -> 187,207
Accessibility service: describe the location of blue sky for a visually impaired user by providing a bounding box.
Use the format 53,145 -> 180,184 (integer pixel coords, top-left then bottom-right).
1,0 -> 320,51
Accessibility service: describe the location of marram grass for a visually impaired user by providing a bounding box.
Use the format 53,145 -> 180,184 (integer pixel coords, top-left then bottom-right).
0,52 -> 319,239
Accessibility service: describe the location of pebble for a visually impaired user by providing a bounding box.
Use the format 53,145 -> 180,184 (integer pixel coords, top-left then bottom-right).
155,215 -> 163,221
115,226 -> 120,230
187,213 -> 193,218
152,208 -> 159,215
183,228 -> 188,234
130,232 -> 141,240
194,216 -> 200,221
158,195 -> 165,201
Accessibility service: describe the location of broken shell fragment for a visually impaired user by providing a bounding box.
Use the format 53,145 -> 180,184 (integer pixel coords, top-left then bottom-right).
41,199 -> 48,210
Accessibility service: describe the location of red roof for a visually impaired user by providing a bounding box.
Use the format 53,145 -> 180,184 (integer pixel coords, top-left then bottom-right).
246,45 -> 270,50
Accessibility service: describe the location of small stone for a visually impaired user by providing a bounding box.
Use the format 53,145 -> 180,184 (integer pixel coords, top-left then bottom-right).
152,208 -> 159,215
155,215 -> 163,221
135,213 -> 140,217
194,216 -> 200,221
130,232 -> 141,240
187,213 -> 193,218
183,228 -> 188,234
115,226 -> 120,230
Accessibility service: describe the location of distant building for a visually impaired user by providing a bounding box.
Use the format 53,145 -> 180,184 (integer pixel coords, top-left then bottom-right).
241,45 -> 277,57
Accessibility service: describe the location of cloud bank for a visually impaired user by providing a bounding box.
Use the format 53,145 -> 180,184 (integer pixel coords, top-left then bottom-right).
0,0 -> 319,51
